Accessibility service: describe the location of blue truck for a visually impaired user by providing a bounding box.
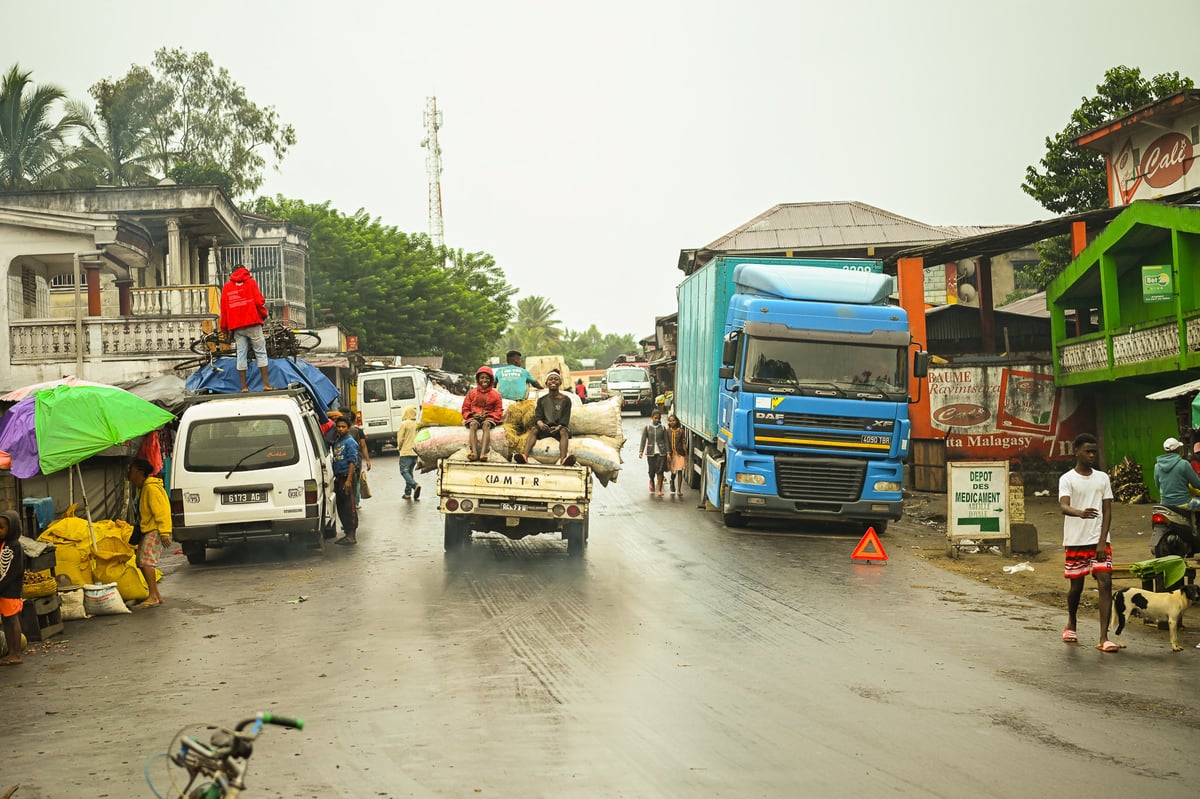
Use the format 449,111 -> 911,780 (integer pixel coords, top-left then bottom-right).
676,256 -> 929,531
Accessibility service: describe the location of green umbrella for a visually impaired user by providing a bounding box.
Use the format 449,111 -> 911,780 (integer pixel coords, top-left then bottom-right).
35,384 -> 175,475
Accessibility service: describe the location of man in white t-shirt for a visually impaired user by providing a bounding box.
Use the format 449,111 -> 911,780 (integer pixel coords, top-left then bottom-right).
1058,432 -> 1117,652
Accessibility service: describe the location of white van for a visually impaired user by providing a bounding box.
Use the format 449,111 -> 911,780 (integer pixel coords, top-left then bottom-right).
356,366 -> 428,455
169,388 -> 335,564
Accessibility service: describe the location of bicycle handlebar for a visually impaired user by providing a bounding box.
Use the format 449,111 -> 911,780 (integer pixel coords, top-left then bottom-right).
240,712 -> 304,730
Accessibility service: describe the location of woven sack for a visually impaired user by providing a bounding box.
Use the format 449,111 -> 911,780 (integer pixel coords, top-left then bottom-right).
83,582 -> 131,616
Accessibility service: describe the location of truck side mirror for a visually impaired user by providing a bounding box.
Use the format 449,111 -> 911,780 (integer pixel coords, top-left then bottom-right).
913,350 -> 931,378
722,332 -> 740,366
718,367 -> 734,379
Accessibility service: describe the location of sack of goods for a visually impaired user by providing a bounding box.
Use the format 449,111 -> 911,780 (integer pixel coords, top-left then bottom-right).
522,436 -> 623,486
567,396 -> 624,438
420,386 -> 466,428
414,425 -> 510,471
83,582 -> 131,616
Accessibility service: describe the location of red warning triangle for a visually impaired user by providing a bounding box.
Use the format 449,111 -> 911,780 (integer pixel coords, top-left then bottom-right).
850,527 -> 888,562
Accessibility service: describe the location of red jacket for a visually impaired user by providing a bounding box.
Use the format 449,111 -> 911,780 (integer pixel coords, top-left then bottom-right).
462,367 -> 504,425
220,266 -> 268,332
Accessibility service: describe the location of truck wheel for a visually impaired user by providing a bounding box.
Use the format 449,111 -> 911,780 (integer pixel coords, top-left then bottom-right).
565,520 -> 587,557
182,541 -> 207,565
720,479 -> 747,529
444,515 -> 470,552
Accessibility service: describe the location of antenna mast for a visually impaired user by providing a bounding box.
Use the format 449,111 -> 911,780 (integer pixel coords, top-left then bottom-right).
420,96 -> 445,250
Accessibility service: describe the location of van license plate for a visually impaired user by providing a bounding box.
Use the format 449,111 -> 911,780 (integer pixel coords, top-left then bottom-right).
222,491 -> 267,505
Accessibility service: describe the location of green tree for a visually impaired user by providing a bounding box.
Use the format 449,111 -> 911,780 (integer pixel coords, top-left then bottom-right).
0,64 -> 83,190
506,295 -> 562,354
107,49 -> 296,197
249,196 -> 514,372
1020,65 -> 1193,284
66,66 -> 166,187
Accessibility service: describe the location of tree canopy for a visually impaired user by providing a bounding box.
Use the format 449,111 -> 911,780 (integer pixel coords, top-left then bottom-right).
499,297 -> 639,369
0,64 -> 83,190
250,196 -> 515,372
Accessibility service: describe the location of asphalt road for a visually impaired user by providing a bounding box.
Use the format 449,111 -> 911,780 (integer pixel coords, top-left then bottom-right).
3,415 -> 1198,798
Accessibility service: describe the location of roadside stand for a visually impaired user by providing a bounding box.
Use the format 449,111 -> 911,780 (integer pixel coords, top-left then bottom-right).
0,383 -> 176,636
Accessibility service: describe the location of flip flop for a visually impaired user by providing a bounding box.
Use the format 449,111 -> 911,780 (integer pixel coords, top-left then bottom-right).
1062,628 -> 1077,643
1096,640 -> 1120,653
562,455 -> 577,467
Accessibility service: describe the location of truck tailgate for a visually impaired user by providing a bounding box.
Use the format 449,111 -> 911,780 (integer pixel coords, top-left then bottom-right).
437,461 -> 591,503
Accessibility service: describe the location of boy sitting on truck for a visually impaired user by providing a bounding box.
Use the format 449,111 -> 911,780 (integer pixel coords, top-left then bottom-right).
461,366 -> 504,461
514,370 -> 577,466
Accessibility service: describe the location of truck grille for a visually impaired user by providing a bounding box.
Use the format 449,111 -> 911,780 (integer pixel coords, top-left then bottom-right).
774,457 -> 866,502
753,413 -> 893,453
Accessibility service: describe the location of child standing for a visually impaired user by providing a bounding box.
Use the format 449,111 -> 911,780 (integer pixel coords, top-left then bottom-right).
639,410 -> 668,496
1058,432 -> 1117,652
666,414 -> 687,495
0,509 -> 26,665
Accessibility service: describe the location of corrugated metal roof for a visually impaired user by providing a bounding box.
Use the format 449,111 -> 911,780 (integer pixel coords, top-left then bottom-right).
996,291 -> 1049,318
704,201 -> 956,252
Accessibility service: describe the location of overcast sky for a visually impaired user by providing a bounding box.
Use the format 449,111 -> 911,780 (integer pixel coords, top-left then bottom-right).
10,0 -> 1200,339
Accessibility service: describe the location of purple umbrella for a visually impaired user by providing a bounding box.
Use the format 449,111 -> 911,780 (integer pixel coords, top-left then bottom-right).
0,398 -> 40,478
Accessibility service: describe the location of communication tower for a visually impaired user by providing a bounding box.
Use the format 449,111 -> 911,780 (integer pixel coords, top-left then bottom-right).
420,96 -> 445,249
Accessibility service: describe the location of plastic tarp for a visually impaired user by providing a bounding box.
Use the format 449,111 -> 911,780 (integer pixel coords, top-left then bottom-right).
185,357 -> 340,421
35,385 -> 176,476
0,398 -> 40,478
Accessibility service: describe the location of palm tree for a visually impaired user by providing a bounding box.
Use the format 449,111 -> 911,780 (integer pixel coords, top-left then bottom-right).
0,64 -> 84,190
512,295 -> 563,353
64,70 -> 165,187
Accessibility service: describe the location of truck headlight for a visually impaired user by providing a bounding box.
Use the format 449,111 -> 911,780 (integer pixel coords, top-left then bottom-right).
735,473 -> 766,485
873,481 -> 901,493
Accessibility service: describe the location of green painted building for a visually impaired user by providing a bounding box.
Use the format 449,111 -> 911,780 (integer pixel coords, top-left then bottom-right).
1047,201 -> 1200,486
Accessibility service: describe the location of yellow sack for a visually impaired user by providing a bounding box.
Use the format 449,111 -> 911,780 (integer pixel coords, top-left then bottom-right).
52,544 -> 94,586
91,536 -> 148,601
420,387 -> 464,427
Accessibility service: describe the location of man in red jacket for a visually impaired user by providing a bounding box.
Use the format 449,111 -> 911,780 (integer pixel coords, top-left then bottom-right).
461,366 -> 503,461
219,264 -> 276,392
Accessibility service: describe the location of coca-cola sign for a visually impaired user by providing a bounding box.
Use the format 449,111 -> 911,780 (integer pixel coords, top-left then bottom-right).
1139,132 -> 1194,189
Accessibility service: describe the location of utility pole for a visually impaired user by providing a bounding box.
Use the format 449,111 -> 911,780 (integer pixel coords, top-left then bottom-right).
420,96 -> 445,251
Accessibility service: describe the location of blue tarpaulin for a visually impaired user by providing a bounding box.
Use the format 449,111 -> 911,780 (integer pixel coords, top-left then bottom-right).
184,358 -> 340,421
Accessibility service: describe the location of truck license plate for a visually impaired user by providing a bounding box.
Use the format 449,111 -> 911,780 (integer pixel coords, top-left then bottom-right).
500,502 -> 528,512
221,491 -> 267,505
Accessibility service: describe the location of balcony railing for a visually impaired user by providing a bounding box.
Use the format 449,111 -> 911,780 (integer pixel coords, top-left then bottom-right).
1059,317 -> 1187,374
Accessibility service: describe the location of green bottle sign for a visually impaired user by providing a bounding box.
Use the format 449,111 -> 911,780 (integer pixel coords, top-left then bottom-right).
1142,264 -> 1173,303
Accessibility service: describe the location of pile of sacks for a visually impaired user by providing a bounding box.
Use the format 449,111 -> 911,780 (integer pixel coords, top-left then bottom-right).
413,392 -> 626,485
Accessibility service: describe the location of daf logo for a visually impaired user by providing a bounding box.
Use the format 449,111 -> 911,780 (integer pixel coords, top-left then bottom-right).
755,412 -> 785,421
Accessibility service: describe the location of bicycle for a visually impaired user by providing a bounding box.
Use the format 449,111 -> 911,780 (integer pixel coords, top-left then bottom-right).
146,711 -> 305,798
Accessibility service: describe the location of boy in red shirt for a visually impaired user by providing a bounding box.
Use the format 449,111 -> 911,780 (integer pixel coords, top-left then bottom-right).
462,366 -> 503,461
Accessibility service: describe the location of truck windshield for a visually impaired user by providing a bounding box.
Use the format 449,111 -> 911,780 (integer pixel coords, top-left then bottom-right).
741,337 -> 907,396
607,368 -> 649,382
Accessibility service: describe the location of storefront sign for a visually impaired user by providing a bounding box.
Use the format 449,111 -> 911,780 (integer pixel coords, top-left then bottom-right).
1142,264 -> 1173,303
947,461 -> 1011,544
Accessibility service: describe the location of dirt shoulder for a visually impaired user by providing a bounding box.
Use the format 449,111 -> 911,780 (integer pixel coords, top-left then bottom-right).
892,490 -> 1157,618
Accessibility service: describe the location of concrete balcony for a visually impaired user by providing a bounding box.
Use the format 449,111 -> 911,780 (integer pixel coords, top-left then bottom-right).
8,286 -> 216,370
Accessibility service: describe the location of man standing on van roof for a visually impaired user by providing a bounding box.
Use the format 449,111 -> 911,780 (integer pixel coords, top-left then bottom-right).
493,350 -> 543,401
219,264 -> 275,393
331,418 -> 359,545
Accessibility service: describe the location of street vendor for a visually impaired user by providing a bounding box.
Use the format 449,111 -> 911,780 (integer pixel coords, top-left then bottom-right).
129,457 -> 171,608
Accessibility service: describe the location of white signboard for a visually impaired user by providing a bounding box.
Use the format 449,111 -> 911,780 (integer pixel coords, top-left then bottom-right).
947,461 -> 1011,544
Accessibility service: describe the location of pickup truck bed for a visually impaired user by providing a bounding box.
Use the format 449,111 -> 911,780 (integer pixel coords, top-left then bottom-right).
437,460 -> 592,555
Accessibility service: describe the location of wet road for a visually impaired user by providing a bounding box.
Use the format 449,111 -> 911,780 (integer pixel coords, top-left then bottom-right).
4,415 -> 1198,797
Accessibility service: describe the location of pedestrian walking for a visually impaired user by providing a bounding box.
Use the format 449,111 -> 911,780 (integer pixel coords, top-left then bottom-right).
397,405 -> 421,500
666,413 -> 687,495
1058,432 -> 1117,652
639,409 -> 668,496
331,418 -> 359,545
219,264 -> 275,393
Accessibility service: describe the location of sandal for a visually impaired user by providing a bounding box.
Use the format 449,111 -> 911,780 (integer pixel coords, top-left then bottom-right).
1061,628 -> 1077,643
1096,640 -> 1120,653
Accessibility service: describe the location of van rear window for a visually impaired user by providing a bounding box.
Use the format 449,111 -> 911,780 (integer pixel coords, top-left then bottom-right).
362,378 -> 386,403
184,416 -> 300,472
390,375 -> 416,400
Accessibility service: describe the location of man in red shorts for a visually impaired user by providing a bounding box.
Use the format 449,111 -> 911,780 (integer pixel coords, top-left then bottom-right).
1058,432 -> 1117,652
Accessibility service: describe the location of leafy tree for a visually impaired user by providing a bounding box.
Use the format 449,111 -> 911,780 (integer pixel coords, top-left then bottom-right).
1020,66 -> 1193,284
507,295 -> 563,354
65,66 -> 165,187
106,49 -> 296,197
249,196 -> 514,372
0,64 -> 84,190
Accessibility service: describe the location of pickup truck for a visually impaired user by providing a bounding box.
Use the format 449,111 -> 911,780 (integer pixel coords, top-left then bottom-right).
437,459 -> 591,556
